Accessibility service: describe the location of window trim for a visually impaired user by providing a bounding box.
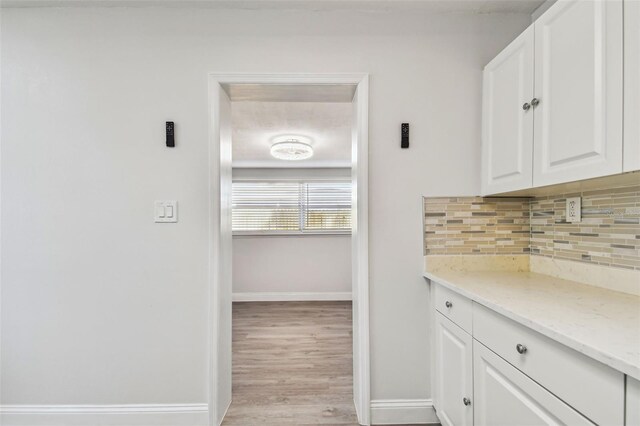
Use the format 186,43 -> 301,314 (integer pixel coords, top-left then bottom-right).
232,230 -> 352,237
231,178 -> 352,236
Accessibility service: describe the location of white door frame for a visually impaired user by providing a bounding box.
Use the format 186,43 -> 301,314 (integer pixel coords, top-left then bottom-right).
207,73 -> 371,426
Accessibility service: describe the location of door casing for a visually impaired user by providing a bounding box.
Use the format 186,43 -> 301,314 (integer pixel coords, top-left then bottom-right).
207,73 -> 371,426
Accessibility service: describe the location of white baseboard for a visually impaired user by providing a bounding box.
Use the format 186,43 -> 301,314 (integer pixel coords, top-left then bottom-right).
1,399 -> 435,425
370,399 -> 438,425
0,403 -> 209,426
232,291 -> 352,302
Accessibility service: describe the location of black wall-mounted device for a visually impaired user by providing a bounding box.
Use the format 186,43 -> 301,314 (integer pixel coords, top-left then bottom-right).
166,121 -> 175,147
401,123 -> 409,148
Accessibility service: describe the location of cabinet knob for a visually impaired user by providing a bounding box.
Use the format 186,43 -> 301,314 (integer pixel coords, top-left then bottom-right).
516,343 -> 527,354
522,102 -> 531,111
445,301 -> 453,308
531,98 -> 540,107
463,397 -> 471,406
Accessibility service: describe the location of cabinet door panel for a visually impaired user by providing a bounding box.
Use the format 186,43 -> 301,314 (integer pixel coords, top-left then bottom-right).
533,0 -> 623,186
434,312 -> 473,426
625,0 -> 640,171
481,25 -> 534,195
473,341 -> 593,426
473,302 -> 623,426
628,377 -> 640,426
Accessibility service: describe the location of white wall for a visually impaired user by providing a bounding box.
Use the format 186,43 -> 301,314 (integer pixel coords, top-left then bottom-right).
233,235 -> 351,296
0,5 -> 530,413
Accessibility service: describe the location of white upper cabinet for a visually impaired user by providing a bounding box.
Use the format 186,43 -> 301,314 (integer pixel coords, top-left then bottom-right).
533,0 -> 623,186
624,0 -> 640,171
481,26 -> 535,195
481,0 -> 629,194
434,312 -> 473,426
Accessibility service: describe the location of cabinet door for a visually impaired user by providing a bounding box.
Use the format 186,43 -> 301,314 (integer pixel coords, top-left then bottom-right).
624,0 -> 640,171
481,25 -> 534,195
533,0 -> 623,186
473,341 -> 593,426
434,312 -> 473,426
628,377 -> 640,426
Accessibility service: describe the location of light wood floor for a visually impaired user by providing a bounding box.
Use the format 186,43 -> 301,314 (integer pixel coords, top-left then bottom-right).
222,301 -> 359,425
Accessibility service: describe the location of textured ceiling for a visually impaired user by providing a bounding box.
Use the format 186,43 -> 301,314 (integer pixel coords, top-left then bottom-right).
232,101 -> 352,168
223,84 -> 357,103
3,0 -> 547,14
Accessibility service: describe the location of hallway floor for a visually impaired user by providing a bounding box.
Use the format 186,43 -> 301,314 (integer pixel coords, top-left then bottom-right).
222,301 -> 358,425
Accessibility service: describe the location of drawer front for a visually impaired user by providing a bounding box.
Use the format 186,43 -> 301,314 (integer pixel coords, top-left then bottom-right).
474,340 -> 593,426
473,303 -> 624,426
434,283 -> 472,332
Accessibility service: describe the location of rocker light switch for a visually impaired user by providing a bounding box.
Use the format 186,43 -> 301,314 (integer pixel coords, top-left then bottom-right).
155,200 -> 178,223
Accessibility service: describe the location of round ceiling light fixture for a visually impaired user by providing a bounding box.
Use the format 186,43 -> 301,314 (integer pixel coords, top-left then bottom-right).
270,139 -> 314,161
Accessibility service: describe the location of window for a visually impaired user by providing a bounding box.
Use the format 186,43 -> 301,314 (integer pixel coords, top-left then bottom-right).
232,181 -> 352,234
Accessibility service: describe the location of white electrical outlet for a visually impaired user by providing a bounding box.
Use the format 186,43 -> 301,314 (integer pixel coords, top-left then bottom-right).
155,200 -> 178,223
566,197 -> 581,223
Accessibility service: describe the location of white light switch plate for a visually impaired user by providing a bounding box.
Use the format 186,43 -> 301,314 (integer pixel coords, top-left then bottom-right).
155,200 -> 178,223
566,197 -> 581,223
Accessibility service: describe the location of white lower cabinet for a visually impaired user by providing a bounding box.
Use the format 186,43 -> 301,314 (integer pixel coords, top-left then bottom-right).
473,341 -> 592,426
434,312 -> 473,426
431,282 -> 628,426
473,303 -> 623,425
628,377 -> 640,426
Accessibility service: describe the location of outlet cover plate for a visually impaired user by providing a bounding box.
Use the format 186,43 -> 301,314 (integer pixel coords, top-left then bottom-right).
566,197 -> 581,223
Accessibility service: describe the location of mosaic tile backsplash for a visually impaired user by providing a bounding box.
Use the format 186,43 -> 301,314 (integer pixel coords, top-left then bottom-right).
424,184 -> 640,271
424,197 -> 530,255
530,186 -> 640,270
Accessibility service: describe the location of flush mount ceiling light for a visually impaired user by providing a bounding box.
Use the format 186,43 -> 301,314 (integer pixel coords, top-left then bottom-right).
270,139 -> 314,161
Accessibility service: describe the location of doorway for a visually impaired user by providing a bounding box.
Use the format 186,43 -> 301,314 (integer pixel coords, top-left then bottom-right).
207,74 -> 370,426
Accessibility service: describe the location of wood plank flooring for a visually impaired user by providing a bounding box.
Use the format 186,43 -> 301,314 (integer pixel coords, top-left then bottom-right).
222,301 -> 359,425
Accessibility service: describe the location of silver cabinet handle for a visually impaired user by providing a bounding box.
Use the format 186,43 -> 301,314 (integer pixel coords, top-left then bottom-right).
463,397 -> 471,406
531,98 -> 540,107
516,344 -> 527,354
445,301 -> 453,308
522,102 -> 531,111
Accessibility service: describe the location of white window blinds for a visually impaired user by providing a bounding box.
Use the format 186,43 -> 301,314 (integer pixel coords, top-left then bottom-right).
304,182 -> 352,231
232,181 -> 352,234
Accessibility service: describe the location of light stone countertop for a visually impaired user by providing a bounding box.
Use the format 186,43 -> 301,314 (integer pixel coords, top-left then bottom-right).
423,268 -> 640,380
